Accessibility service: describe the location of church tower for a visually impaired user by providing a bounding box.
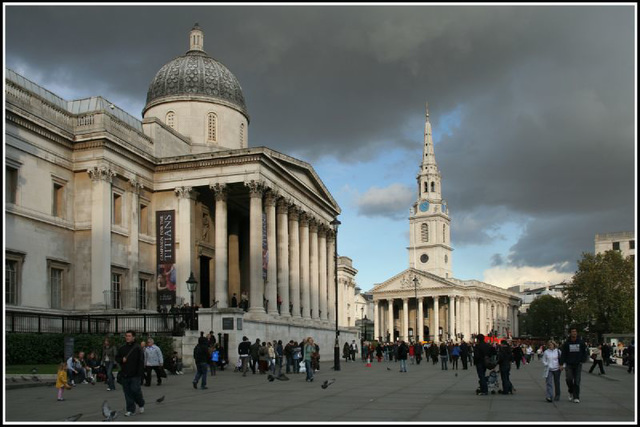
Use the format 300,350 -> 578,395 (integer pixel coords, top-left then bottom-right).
408,104 -> 453,278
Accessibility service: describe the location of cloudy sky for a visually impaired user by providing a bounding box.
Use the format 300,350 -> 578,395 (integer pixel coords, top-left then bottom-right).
4,4 -> 636,290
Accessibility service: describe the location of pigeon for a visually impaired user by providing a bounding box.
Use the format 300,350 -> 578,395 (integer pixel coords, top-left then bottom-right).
31,368 -> 38,374
267,374 -> 275,382
275,374 -> 289,381
11,377 -> 17,383
32,376 -> 41,382
21,376 -> 30,381
386,367 -> 391,371
64,413 -> 83,422
455,373 -> 458,377
156,395 -> 165,403
102,400 -> 118,422
321,379 -> 336,389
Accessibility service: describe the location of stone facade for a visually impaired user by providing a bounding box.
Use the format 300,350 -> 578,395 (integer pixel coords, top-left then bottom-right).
4,25 -> 358,358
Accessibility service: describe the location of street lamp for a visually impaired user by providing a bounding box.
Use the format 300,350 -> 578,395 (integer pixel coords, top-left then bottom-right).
186,272 -> 198,330
331,217 -> 341,371
413,276 -> 420,343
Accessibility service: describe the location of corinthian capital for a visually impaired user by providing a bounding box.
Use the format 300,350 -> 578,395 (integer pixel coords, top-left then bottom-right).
128,177 -> 144,194
244,179 -> 265,197
210,182 -> 227,201
174,186 -> 193,199
88,165 -> 116,183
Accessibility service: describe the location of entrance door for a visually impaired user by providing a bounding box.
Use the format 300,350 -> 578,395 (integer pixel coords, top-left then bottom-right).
200,256 -> 211,308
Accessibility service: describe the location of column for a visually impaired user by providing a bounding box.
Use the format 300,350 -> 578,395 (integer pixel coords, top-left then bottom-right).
433,296 -> 440,341
318,226 -> 328,321
479,299 -> 485,335
288,207 -> 301,318
128,177 -> 143,308
246,180 -> 265,314
264,191 -> 278,315
211,183 -> 228,308
449,295 -> 455,339
309,220 -> 319,319
514,306 -> 520,337
402,298 -> 409,341
276,198 -> 290,317
470,297 -> 478,338
417,297 -> 424,342
89,166 -> 115,308
327,231 -> 336,323
374,301 -> 380,340
455,296 -> 461,337
387,299 -> 394,341
465,297 -> 472,340
299,213 -> 311,319
175,185 -> 195,305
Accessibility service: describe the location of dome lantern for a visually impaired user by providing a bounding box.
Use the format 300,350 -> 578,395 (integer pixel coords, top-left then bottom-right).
189,23 -> 204,53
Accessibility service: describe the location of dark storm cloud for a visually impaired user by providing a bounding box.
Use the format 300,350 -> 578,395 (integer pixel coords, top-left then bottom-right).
5,5 -> 635,274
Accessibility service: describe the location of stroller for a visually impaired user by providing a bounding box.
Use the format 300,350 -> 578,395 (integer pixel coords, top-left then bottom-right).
477,370 -> 501,395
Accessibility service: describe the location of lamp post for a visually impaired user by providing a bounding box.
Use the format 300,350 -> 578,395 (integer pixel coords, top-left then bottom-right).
331,217 -> 341,371
186,272 -> 198,331
413,276 -> 420,343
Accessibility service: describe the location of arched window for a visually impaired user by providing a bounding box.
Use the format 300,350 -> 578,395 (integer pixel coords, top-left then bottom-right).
207,113 -> 217,142
421,223 -> 429,242
166,111 -> 175,130
443,224 -> 446,242
431,181 -> 435,192
240,123 -> 245,147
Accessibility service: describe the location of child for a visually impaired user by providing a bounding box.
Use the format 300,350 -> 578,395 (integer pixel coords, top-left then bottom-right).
56,362 -> 72,401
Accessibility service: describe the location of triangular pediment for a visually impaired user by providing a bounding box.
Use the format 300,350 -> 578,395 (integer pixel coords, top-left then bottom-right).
372,268 -> 457,294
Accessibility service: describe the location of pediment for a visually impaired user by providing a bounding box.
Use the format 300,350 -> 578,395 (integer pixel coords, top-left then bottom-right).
372,268 -> 456,294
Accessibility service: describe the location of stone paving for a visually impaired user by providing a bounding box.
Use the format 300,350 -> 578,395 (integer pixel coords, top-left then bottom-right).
4,357 -> 636,423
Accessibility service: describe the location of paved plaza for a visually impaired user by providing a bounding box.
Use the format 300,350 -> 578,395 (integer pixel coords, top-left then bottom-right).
5,357 -> 636,423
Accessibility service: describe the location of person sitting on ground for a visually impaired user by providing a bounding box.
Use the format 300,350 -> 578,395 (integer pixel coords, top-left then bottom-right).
66,352 -> 86,385
85,351 -> 100,384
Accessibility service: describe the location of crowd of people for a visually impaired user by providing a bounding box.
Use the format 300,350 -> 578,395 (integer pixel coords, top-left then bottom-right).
55,327 -> 635,415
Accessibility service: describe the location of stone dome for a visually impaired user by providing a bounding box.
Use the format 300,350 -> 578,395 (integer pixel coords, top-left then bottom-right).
143,28 -> 248,118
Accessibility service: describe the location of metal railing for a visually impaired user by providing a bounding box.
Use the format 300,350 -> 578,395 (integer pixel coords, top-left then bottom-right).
5,310 -> 196,336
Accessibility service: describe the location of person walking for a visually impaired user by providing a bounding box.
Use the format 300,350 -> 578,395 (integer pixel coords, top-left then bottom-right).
460,340 -> 469,370
626,341 -> 635,374
396,340 -> 408,372
451,343 -> 461,370
101,337 -> 117,391
292,341 -> 302,374
238,336 -> 251,377
559,326 -> 589,403
414,342 -> 423,365
588,344 -> 606,375
192,337 -> 209,389
542,340 -> 562,402
144,338 -> 164,387
115,330 -> 146,417
513,343 -> 524,369
439,342 -> 449,370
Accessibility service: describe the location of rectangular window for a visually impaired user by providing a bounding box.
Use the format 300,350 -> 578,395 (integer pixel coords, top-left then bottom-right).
111,273 -> 122,309
6,260 -> 18,305
139,203 -> 149,235
6,166 -> 18,204
52,182 -> 64,217
138,278 -> 148,310
50,267 -> 63,309
613,241 -> 621,251
112,193 -> 123,226
630,240 -> 635,250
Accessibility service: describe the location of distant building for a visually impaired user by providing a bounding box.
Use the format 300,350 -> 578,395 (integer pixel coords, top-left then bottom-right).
595,231 -> 635,262
509,283 -> 567,313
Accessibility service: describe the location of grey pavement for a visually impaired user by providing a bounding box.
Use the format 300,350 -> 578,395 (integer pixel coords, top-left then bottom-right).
4,358 -> 636,423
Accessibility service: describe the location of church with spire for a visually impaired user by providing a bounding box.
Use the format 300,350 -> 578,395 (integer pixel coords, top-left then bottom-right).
371,105 -> 520,343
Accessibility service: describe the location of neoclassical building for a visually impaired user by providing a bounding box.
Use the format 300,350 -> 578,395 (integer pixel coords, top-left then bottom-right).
371,107 -> 521,343
5,24 -> 358,354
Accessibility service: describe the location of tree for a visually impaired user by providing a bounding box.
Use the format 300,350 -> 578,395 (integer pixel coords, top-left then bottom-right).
564,250 -> 635,343
522,295 -> 568,339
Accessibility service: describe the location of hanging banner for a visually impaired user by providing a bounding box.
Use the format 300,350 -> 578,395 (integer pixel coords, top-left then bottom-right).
157,210 -> 176,306
262,212 -> 268,280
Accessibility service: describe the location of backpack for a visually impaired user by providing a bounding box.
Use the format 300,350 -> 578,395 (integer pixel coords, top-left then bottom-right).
484,354 -> 498,370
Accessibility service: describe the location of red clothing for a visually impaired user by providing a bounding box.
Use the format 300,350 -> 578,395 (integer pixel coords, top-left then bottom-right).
409,346 -> 415,356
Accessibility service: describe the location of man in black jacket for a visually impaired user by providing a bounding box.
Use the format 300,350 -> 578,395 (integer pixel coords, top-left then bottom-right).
116,330 -> 146,417
559,327 -> 589,403
473,334 -> 493,395
497,340 -> 514,394
238,336 -> 251,377
192,337 -> 209,389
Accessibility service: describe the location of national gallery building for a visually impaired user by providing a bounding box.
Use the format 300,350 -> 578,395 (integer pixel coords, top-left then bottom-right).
5,25 -> 358,355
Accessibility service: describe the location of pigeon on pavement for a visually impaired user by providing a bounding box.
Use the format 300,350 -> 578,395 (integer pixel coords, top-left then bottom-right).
32,376 -> 41,382
156,395 -> 165,403
267,374 -> 275,382
64,413 -> 83,422
21,376 -> 30,381
102,400 -> 118,422
386,367 -> 391,371
31,368 -> 38,374
321,379 -> 336,389
11,377 -> 17,383
276,374 -> 289,381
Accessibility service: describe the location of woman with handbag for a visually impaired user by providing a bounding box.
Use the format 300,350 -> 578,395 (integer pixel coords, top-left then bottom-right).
101,338 -> 117,391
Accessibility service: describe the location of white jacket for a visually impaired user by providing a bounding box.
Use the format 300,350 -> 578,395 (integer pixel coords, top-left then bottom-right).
542,348 -> 561,378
